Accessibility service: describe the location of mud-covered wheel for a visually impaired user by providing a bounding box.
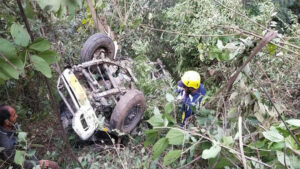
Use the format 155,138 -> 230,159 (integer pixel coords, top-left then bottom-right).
110,89 -> 146,133
80,33 -> 115,62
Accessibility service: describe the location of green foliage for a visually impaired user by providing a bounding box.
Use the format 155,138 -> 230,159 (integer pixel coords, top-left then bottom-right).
201,143 -> 221,159
267,43 -> 277,56
29,38 -> 51,52
14,150 -> 25,166
37,0 -> 83,18
0,39 -> 17,59
166,128 -> 184,145
1,0 -> 299,168
147,114 -> 164,127
286,119 -> 300,127
144,129 -> 158,147
163,150 -> 182,166
39,50 -> 60,64
0,59 -> 22,80
164,102 -> 174,114
153,138 -> 169,159
31,55 -> 52,78
0,21 -> 58,81
262,129 -> 284,142
10,23 -> 30,47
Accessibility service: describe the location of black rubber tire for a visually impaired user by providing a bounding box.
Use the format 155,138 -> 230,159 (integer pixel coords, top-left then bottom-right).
80,33 -> 115,62
110,89 -> 146,133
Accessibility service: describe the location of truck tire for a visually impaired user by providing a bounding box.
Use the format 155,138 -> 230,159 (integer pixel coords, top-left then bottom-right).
80,33 -> 115,62
110,89 -> 146,133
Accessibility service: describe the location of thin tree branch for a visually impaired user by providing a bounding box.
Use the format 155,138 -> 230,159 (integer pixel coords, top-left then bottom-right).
238,114 -> 248,169
218,25 -> 300,56
140,24 -> 240,37
124,0 -> 136,25
182,112 -> 221,154
111,0 -> 124,23
155,127 -> 273,168
249,71 -> 300,147
214,0 -> 269,31
87,0 -> 106,33
221,152 -> 240,168
225,31 -> 277,100
244,122 -> 261,160
16,0 -> 34,42
284,142 -> 288,169
214,0 -> 300,51
177,155 -> 201,169
0,51 -> 21,71
16,0 -> 84,168
211,153 -> 221,169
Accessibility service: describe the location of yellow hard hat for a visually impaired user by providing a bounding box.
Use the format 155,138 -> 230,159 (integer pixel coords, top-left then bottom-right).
181,71 -> 201,89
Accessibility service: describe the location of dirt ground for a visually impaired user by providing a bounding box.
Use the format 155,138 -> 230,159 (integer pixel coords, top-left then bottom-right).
21,114 -> 64,160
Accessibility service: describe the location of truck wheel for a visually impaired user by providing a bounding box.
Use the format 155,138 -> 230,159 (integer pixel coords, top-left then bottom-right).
80,33 -> 115,62
110,89 -> 146,133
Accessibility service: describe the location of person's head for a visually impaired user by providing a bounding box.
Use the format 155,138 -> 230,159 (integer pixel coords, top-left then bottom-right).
180,71 -> 201,94
0,105 -> 17,129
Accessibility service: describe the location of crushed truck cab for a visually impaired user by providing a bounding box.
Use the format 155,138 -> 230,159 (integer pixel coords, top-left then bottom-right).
57,33 -> 146,140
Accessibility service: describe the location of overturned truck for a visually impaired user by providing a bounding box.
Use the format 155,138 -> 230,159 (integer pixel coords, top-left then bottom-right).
57,33 -> 146,140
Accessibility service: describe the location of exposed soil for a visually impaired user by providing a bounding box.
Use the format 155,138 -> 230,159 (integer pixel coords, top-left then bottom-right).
21,114 -> 63,159
20,113 -> 129,164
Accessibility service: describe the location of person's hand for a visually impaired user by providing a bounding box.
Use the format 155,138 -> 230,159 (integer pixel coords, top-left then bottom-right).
39,160 -> 60,169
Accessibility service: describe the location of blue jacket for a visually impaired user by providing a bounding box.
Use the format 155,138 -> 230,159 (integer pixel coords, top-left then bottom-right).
0,126 -> 16,162
180,84 -> 206,126
0,126 -> 37,168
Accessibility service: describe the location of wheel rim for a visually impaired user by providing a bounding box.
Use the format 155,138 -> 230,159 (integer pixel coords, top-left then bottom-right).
123,104 -> 142,130
93,48 -> 106,60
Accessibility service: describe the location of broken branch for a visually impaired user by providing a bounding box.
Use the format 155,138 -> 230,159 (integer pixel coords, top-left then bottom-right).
225,31 -> 277,100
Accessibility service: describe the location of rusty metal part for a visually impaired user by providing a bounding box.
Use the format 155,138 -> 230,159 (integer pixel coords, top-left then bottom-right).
92,87 -> 127,100
82,69 -> 97,91
72,58 -> 137,82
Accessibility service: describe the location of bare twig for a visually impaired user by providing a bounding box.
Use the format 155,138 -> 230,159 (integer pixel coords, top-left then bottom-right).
105,132 -> 127,169
140,24 -> 240,37
290,149 -> 300,156
123,0 -> 136,25
155,127 -> 272,168
182,112 -> 221,154
111,0 -> 124,23
177,155 -> 201,169
244,123 -> 261,160
250,71 -> 300,147
214,0 -> 300,51
285,36 -> 300,39
46,129 -> 54,153
87,0 -> 104,33
284,142 -> 288,169
214,0 -> 268,31
238,115 -> 248,169
0,51 -> 21,71
218,25 -> 300,56
16,0 -> 33,42
225,31 -> 277,100
211,153 -> 221,169
221,97 -> 227,133
221,152 -> 240,168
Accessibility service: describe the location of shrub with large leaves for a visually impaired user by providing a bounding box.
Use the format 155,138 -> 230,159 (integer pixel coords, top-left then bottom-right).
0,23 -> 59,83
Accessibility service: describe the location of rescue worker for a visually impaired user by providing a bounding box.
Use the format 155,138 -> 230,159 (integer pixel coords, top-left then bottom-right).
0,105 -> 60,169
177,71 -> 206,127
